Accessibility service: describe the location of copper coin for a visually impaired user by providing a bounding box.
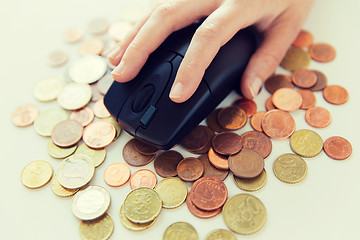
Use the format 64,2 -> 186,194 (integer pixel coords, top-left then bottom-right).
123,139 -> 155,167
272,88 -> 302,112
291,69 -> 317,88
309,43 -> 336,62
129,169 -> 157,190
190,176 -> 227,211
217,106 -> 247,130
104,162 -> 131,187
206,108 -> 227,133
11,104 -> 39,127
134,139 -> 160,156
192,127 -> 215,154
261,109 -> 296,139
208,147 -> 229,170
292,29 -> 314,48
305,106 -> 331,128
64,27 -> 83,43
51,120 -> 83,147
90,83 -> 104,102
177,157 -> 204,182
79,38 -> 104,56
186,194 -> 221,219
323,85 -> 349,105
232,98 -> 257,117
180,125 -> 213,154
323,136 -> 352,160
265,96 -> 277,111
83,120 -> 116,149
198,154 -> 229,181
250,111 -> 266,132
212,131 -> 242,155
228,149 -> 264,179
264,74 -> 294,94
154,150 -> 183,178
296,89 -> 316,110
93,98 -> 110,118
240,131 -> 272,159
70,107 -> 94,127
47,50 -> 68,67
309,70 -> 328,91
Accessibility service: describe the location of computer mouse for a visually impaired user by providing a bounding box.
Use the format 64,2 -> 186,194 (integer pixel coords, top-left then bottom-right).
104,21 -> 261,150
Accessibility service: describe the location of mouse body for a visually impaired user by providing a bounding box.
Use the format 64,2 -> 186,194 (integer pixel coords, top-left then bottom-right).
104,21 -> 261,149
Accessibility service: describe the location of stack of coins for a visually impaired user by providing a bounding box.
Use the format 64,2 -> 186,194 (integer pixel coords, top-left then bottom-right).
11,5 -> 354,239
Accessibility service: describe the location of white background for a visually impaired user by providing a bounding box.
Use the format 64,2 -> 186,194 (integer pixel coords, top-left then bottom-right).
1,0 -> 360,239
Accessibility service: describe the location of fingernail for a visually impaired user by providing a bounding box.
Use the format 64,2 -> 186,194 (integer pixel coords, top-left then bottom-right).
169,82 -> 184,99
112,61 -> 125,76
249,77 -> 262,98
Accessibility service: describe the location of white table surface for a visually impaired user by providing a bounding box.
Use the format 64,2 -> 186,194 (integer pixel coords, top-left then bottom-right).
1,0 -> 360,239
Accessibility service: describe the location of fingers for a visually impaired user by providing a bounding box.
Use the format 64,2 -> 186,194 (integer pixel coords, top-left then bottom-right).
169,1 -> 257,103
111,0 -> 221,83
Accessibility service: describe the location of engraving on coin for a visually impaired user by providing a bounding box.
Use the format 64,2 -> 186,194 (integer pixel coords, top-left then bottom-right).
290,129 -> 323,157
240,131 -> 272,159
163,222 -> 199,240
68,55 -> 107,83
79,213 -> 114,240
205,229 -> 237,240
261,109 -> 296,139
265,74 -> 294,94
217,106 -> 247,130
75,143 -> 106,167
180,125 -> 214,154
305,106 -> 331,128
323,136 -> 352,160
130,169 -> 157,190
11,104 -> 39,127
51,120 -> 83,147
186,193 -> 221,219
309,43 -> 336,62
70,107 -> 94,127
21,160 -> 53,189
57,83 -> 92,110
273,153 -> 308,184
212,131 -> 242,155
323,85 -> 349,105
155,177 -> 188,209
119,205 -> 157,231
233,169 -> 267,192
291,68 -> 317,88
83,120 -> 116,149
272,88 -> 302,112
154,150 -> 183,177
228,149 -> 264,179
177,157 -> 204,182
232,98 -> 257,117
104,162 -> 131,187
250,111 -> 266,132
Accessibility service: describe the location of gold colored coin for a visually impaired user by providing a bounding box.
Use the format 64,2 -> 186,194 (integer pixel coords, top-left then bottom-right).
273,153 -> 308,184
103,117 -> 122,140
123,187 -> 162,224
163,222 -> 199,240
34,76 -> 64,102
79,213 -> 114,240
75,143 -> 106,167
47,139 -> 77,159
119,205 -> 157,231
222,194 -> 266,235
21,160 -> 53,189
155,177 -> 188,209
290,129 -> 323,157
205,229 -> 237,240
34,108 -> 68,136
280,46 -> 311,71
50,174 -> 79,197
233,169 -> 267,192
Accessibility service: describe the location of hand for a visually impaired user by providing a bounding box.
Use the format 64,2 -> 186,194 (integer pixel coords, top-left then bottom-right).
108,0 -> 314,102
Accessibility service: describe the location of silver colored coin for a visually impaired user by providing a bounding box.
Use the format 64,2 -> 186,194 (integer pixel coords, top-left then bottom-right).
34,76 -> 64,102
57,83 -> 92,110
57,154 -> 95,189
68,55 -> 107,84
72,185 -> 111,220
96,73 -> 114,95
34,108 -> 68,136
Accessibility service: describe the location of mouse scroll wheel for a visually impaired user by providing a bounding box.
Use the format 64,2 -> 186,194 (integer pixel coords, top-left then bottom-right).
132,84 -> 155,113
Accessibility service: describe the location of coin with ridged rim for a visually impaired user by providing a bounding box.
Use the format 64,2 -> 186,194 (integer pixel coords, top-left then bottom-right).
233,169 -> 267,192
290,129 -> 323,157
57,83 -> 92,110
273,153 -> 308,184
50,174 -> 79,197
79,213 -> 114,240
47,139 -> 77,159
205,229 -> 237,240
119,204 -> 157,231
155,177 -> 187,209
163,222 -> 199,240
34,108 -> 68,136
75,143 -> 106,167
222,193 -> 266,235
21,160 -> 53,189
68,55 -> 107,83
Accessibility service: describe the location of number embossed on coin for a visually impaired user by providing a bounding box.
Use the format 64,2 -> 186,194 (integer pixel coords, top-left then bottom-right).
273,153 -> 308,184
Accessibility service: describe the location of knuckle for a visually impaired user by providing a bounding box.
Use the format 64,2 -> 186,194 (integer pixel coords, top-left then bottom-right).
195,23 -> 219,41
154,1 -> 176,18
261,52 -> 282,69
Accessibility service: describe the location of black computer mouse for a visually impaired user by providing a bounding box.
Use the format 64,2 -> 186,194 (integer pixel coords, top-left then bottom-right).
104,21 -> 261,149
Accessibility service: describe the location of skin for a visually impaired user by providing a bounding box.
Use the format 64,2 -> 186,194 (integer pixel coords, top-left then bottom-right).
108,0 -> 314,102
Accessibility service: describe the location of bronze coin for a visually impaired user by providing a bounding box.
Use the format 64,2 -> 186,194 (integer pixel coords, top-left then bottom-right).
228,149 -> 264,179
70,107 -> 94,127
191,127 -> 215,154
186,194 -> 221,219
250,111 -> 266,132
134,139 -> 160,156
51,120 -> 83,147
296,89 -> 316,110
280,46 -> 311,71
305,106 -> 331,128
265,96 -> 277,111
240,131 -> 272,159
177,157 -> 204,182
291,69 -> 317,88
323,85 -> 349,105
11,104 -> 39,127
198,154 -> 229,181
123,139 -> 155,167
129,169 -> 157,190
232,98 -> 257,117
309,70 -> 328,91
190,177 -> 227,211
217,106 -> 247,130
292,29 -> 313,48
208,147 -> 229,170
272,88 -> 302,112
309,43 -> 336,62
323,136 -> 352,160
153,150 -> 183,178
212,131 -> 242,155
180,125 -> 213,154
206,108 -> 227,133
83,120 -> 116,149
261,110 -> 296,139
265,74 -> 293,94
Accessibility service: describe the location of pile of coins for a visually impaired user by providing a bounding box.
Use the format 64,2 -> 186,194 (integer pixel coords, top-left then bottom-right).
11,6 -> 353,240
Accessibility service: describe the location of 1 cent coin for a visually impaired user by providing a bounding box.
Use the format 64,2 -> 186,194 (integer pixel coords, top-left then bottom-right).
198,154 -> 229,181
51,120 -> 83,148
208,147 -> 229,170
70,107 -> 94,127
186,193 -> 221,219
292,29 -> 313,48
232,98 -> 257,117
11,104 -> 39,127
206,108 -> 227,133
217,106 -> 247,130
250,111 -> 266,132
264,74 -> 293,94
123,139 -> 155,167
309,43 -> 336,62
305,106 -> 331,128
323,85 -> 349,105
272,88 -> 302,112
177,157 -> 204,182
129,169 -> 157,190
153,150 -> 183,178
134,139 -> 160,156
228,149 -> 264,179
262,110 -> 296,139
180,125 -> 213,154
103,162 -> 131,187
309,70 -> 328,91
83,120 -> 116,149
296,89 -> 316,109
240,131 -> 272,159
212,131 -> 242,155
323,136 -> 352,160
291,68 -> 317,88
